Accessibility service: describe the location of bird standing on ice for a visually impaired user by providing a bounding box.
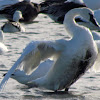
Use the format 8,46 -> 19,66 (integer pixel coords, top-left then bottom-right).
0,8 -> 98,92
1,10 -> 25,33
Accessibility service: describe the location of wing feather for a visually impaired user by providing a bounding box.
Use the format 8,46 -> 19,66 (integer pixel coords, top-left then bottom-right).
0,40 -> 59,90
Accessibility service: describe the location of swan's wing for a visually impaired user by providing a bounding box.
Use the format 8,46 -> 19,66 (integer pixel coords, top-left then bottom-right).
0,40 -> 59,90
20,40 -> 59,74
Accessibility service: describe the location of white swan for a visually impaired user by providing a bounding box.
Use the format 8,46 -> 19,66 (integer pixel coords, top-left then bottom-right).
0,8 -> 98,91
3,32 -> 100,85
0,30 -> 8,54
1,10 -> 25,33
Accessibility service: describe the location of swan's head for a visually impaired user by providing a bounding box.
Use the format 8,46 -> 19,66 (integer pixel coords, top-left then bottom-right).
64,7 -> 100,31
4,69 -> 29,84
78,8 -> 100,31
0,30 -> 4,42
13,10 -> 23,22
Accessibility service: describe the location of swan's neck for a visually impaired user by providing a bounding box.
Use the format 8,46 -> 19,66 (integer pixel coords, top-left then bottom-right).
64,9 -> 92,40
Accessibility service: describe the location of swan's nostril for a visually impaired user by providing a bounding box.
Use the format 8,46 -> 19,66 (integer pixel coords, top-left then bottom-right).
3,73 -> 7,77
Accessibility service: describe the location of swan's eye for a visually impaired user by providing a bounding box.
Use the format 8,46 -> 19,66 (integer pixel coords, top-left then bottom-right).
75,18 -> 87,23
89,13 -> 98,26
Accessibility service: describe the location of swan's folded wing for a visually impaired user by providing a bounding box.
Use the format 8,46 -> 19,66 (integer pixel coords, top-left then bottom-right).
0,40 -> 59,90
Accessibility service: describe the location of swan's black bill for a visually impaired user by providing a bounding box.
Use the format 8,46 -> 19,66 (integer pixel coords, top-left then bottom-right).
3,73 -> 14,77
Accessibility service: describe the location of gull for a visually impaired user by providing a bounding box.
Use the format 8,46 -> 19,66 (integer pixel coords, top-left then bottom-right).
1,10 -> 25,33
0,8 -> 98,92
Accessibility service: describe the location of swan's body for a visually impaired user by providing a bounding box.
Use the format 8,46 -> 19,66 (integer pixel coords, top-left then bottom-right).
0,30 -> 8,54
40,2 -> 100,31
0,0 -> 40,22
0,8 -> 98,91
4,30 -> 100,85
1,10 -> 25,33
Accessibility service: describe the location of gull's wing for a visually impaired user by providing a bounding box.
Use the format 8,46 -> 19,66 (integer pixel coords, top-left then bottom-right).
0,40 -> 59,90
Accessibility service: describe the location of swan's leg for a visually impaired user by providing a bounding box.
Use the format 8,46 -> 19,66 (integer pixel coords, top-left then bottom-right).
65,88 -> 69,92
54,90 -> 58,93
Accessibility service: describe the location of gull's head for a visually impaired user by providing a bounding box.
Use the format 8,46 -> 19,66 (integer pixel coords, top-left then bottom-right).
13,10 -> 23,22
0,30 -> 4,42
4,69 -> 29,84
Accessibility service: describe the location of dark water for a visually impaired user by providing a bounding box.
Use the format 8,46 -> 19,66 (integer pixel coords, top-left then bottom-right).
0,0 -> 100,100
